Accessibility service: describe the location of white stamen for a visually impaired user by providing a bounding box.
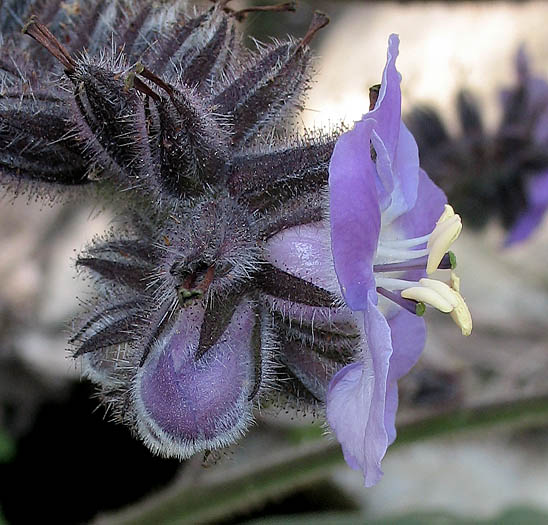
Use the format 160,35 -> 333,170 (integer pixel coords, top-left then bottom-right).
381,233 -> 430,248
450,271 -> 460,292
437,204 -> 456,224
372,202 -> 472,337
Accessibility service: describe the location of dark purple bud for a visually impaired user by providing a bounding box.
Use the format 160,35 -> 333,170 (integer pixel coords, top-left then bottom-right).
153,83 -> 230,192
228,135 -> 335,199
0,97 -> 88,193
213,28 -> 316,145
457,90 -> 483,136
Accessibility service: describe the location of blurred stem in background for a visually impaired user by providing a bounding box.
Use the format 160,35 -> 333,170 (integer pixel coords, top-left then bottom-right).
97,394 -> 548,525
307,0 -> 532,2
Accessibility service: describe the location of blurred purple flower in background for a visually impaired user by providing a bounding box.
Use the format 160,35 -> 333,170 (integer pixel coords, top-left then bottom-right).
327,34 -> 472,486
504,48 -> 548,245
505,171 -> 548,245
407,46 -> 548,245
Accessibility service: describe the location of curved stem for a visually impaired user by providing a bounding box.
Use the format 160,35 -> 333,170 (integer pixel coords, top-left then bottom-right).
95,394 -> 548,525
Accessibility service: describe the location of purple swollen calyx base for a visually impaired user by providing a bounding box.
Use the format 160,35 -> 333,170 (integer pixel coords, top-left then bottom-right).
72,191 -> 359,460
135,299 -> 258,457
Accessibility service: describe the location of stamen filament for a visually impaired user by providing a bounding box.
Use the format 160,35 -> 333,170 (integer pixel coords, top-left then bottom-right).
450,271 -> 460,292
377,287 -> 420,315
381,233 -> 430,248
373,253 -> 453,273
376,277 -> 418,291
376,246 -> 429,261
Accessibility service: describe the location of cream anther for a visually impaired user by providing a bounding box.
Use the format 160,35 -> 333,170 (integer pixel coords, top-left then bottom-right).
450,290 -> 473,336
426,211 -> 462,274
401,286 -> 453,313
437,204 -> 456,224
400,276 -> 472,336
419,278 -> 459,307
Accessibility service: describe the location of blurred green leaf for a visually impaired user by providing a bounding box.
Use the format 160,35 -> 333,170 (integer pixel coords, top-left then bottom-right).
246,512 -> 456,525
493,507 -> 548,524
395,395 -> 548,446
244,507 -> 548,525
287,423 -> 324,444
0,427 -> 15,463
97,440 -> 344,525
244,512 -> 369,525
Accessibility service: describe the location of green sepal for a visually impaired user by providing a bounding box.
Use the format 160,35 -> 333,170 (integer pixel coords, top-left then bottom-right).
415,302 -> 426,316
448,251 -> 457,269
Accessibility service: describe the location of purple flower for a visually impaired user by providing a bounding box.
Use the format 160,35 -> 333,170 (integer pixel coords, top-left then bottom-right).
505,169 -> 548,246
327,34 -> 472,486
0,0 -> 472,478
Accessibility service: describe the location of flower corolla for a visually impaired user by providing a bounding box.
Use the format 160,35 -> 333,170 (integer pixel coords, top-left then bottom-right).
327,34 -> 472,486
